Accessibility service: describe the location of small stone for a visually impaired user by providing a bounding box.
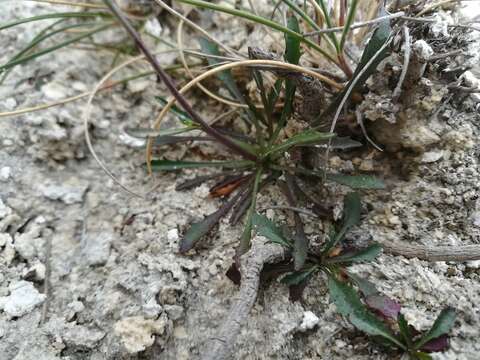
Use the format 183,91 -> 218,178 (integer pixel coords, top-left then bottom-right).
62,325 -> 105,349
39,179 -> 89,204
42,82 -> 69,100
466,260 -> 480,269
3,98 -> 17,111
142,298 -> 162,319
144,17 -> 162,37
0,281 -> 46,318
118,133 -> 146,148
82,231 -> 113,266
0,167 -> 11,182
164,304 -> 184,321
167,228 -> 179,242
420,150 -> 444,163
65,300 -> 85,321
0,233 -> 10,247
0,199 -> 12,219
14,233 -> 39,260
299,311 -> 320,332
23,262 -> 46,281
114,315 -> 168,354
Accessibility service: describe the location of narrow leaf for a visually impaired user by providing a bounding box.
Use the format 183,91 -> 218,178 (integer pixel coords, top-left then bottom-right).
252,213 -> 292,247
198,38 -> 244,101
281,266 -> 317,286
0,12 -> 110,31
149,159 -> 253,171
327,174 -> 386,189
155,96 -> 195,126
420,335 -> 449,352
326,244 -> 382,264
415,308 -> 456,350
284,15 -> 301,65
180,194 -> 239,253
365,294 -> 401,319
266,130 -> 334,157
415,352 -> 434,360
124,126 -> 197,138
397,313 -> 413,347
327,275 -> 406,350
339,0 -> 359,50
345,271 -> 377,297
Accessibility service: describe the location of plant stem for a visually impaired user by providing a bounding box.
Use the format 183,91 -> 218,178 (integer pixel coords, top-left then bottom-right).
103,0 -> 258,161
238,168 -> 264,255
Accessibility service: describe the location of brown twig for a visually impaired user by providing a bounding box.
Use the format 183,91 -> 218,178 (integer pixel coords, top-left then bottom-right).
381,240 -> 480,262
202,239 -> 286,360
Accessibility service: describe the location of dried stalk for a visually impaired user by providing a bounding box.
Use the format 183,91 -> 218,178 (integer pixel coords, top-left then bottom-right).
381,241 -> 480,262
201,239 -> 286,360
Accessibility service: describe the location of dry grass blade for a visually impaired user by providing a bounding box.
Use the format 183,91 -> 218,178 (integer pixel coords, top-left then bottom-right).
25,0 -> 108,9
392,25 -> 411,100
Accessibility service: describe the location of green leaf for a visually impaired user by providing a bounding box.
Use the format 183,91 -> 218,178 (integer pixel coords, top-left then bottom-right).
317,0 -> 340,52
176,0 -> 337,63
0,24 -> 112,72
252,213 -> 292,247
266,130 -> 334,157
339,0 -> 359,51
155,96 -> 195,126
149,159 -> 253,171
0,11 -> 110,31
322,192 -> 361,254
415,352 -> 434,360
327,274 -> 406,350
397,313 -> 413,348
124,126 -> 197,138
281,266 -> 317,286
284,15 -> 301,65
345,271 -> 378,297
326,243 -> 382,264
415,308 -> 456,350
326,174 -> 386,189
198,38 -> 244,102
180,193 -> 241,252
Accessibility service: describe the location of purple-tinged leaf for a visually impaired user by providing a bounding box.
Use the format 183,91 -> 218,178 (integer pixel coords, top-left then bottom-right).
415,307 -> 456,350
420,335 -> 449,353
179,188 -> 245,253
366,294 -> 401,319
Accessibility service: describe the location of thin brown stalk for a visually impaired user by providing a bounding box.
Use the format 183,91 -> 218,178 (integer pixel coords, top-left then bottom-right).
381,241 -> 480,262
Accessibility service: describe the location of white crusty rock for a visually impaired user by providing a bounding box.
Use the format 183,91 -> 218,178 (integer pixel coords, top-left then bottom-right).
0,281 -> 46,318
0,167 -> 11,182
114,315 -> 168,354
39,179 -> 89,204
299,311 -> 320,332
82,231 -> 113,266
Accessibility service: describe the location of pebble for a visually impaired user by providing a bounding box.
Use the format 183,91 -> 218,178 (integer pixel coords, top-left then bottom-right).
299,311 -> 320,332
39,179 -> 89,204
114,315 -> 168,354
420,150 -> 444,163
82,231 -> 113,266
0,167 -> 11,181
0,280 -> 46,318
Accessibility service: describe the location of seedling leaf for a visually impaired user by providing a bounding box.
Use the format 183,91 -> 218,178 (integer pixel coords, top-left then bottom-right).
266,130 -> 334,157
327,275 -> 406,350
420,335 -> 449,352
326,244 -> 382,264
252,213 -> 292,247
284,15 -> 301,65
415,308 -> 456,350
365,294 -> 401,319
281,266 -> 317,286
150,159 -> 253,171
198,38 -> 244,102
